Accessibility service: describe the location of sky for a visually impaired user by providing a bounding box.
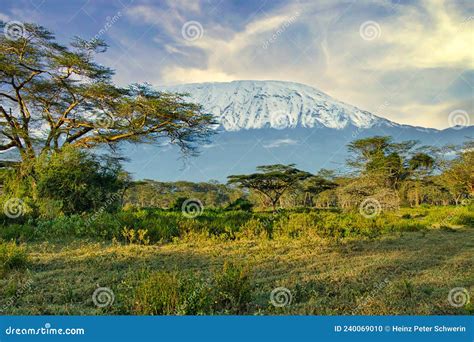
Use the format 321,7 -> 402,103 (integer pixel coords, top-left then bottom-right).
1,0 -> 473,129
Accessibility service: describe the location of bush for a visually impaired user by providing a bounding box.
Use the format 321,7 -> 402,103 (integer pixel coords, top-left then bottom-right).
0,223 -> 35,242
132,271 -> 185,315
225,197 -> 254,211
0,241 -> 28,275
131,270 -> 214,315
35,147 -> 126,215
129,263 -> 253,315
1,146 -> 127,218
236,218 -> 269,239
213,262 -> 253,314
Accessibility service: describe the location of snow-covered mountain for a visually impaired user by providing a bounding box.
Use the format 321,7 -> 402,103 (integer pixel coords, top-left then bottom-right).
120,80 -> 472,181
161,80 -> 398,131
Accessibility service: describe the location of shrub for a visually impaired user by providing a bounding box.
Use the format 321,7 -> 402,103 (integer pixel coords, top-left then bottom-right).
213,262 -> 253,314
0,241 -> 28,275
170,197 -> 189,211
0,223 -> 35,242
129,263 -> 253,315
225,197 -> 254,211
236,218 -> 268,239
131,270 -> 214,315
132,271 -> 184,315
454,212 -> 474,227
0,146 -> 127,218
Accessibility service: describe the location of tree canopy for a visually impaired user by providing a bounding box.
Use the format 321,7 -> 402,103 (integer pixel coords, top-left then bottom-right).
0,22 -> 215,162
228,164 -> 312,210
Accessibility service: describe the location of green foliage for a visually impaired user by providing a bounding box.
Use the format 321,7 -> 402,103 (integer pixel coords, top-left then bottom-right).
128,263 -> 253,315
0,22 -> 215,162
35,147 -> 126,215
125,181 -> 241,209
170,197 -> 188,211
213,262 -> 253,314
1,206 -> 471,244
0,147 -> 126,217
225,197 -> 254,211
131,272 -> 175,314
0,241 -> 28,275
236,218 -> 269,239
228,164 -> 312,209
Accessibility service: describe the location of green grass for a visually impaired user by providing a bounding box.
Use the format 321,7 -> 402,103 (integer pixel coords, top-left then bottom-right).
0,206 -> 473,315
0,241 -> 28,276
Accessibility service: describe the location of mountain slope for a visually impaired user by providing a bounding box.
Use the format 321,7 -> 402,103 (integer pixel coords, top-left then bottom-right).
161,80 -> 401,131
120,80 -> 472,181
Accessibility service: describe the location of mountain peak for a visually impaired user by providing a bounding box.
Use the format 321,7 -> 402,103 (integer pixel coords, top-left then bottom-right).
161,80 -> 396,131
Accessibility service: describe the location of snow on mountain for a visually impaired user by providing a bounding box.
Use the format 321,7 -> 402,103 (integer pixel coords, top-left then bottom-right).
161,80 -> 398,131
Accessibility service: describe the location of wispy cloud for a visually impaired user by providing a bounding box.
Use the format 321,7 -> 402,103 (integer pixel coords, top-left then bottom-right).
263,138 -> 298,148
1,0 -> 472,129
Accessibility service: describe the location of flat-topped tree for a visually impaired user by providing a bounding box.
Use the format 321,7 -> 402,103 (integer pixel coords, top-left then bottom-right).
0,22 -> 214,163
228,164 -> 312,210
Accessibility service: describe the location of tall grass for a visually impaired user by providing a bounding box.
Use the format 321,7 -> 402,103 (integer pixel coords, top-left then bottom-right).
0,241 -> 28,275
125,263 -> 253,315
0,205 -> 472,244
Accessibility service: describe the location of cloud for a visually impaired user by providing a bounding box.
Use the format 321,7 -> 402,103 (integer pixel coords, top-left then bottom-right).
263,138 -> 298,148
0,12 -> 10,21
121,0 -> 472,128
4,0 -> 470,129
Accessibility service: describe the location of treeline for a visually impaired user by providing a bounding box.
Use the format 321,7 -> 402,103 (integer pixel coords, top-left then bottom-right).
123,180 -> 242,209
124,136 -> 473,211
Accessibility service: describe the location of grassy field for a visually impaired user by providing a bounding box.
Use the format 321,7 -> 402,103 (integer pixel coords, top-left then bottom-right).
0,206 -> 473,315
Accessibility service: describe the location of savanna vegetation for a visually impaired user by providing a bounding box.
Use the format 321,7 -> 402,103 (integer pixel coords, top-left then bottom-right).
0,23 -> 472,316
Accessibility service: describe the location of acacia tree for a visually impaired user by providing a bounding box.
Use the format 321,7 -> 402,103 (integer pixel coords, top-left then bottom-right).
347,136 -> 416,189
440,141 -> 474,203
0,22 -> 214,164
227,164 -> 312,210
301,175 -> 337,206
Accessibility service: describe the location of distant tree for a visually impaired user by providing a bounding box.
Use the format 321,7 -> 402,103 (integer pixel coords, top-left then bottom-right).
302,175 -> 337,206
227,164 -> 312,210
316,168 -> 336,180
407,152 -> 436,206
441,141 -> 474,203
347,136 -> 418,189
0,22 -> 214,165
